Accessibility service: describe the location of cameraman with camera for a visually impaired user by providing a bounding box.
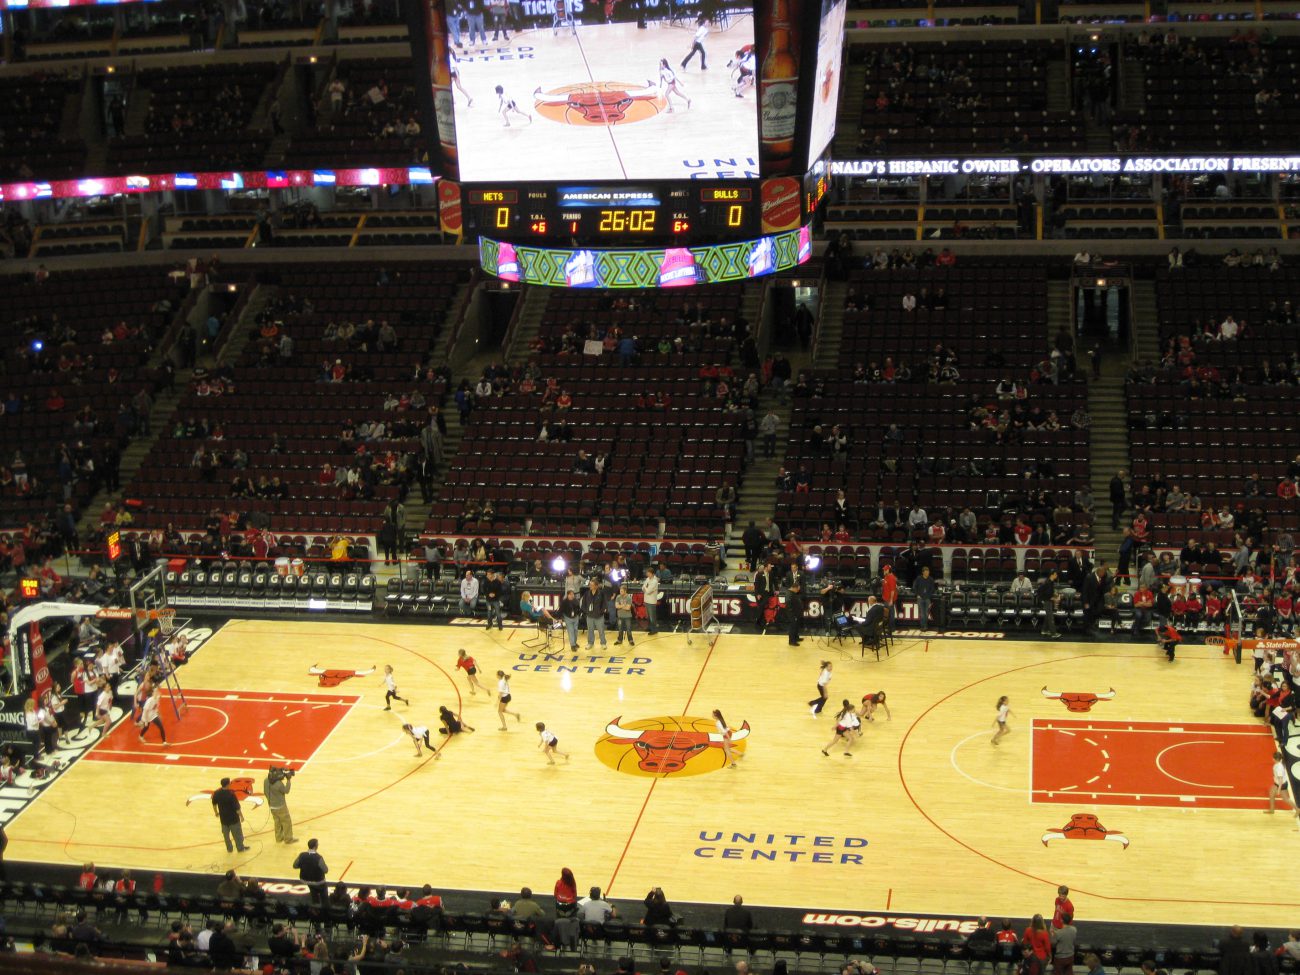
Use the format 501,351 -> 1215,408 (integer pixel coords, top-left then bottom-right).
263,766 -> 297,844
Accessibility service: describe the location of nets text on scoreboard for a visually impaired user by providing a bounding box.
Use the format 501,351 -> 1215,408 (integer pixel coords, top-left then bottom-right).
463,183 -> 761,243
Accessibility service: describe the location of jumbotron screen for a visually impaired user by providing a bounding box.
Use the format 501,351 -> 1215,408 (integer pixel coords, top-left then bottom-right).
448,2 -> 760,182
805,0 -> 845,168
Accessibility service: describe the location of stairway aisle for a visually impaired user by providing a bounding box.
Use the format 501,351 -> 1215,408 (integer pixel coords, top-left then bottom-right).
724,387 -> 792,569
406,277 -> 477,533
1130,279 -> 1161,364
506,285 -> 550,366
814,281 -> 847,371
1087,363 -> 1129,573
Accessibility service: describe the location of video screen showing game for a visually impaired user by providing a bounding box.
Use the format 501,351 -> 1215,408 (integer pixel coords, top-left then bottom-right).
805,0 -> 845,168
446,1 -> 760,181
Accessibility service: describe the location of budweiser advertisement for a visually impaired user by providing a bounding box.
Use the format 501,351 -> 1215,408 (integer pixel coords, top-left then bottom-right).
438,179 -> 464,234
443,0 -> 760,180
760,176 -> 801,233
758,0 -> 801,175
424,0 -> 460,181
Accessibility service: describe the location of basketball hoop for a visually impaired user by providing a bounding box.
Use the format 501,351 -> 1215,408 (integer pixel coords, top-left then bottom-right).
157,607 -> 177,636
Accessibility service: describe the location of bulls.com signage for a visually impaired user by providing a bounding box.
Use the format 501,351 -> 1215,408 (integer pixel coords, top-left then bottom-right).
830,155 -> 1300,177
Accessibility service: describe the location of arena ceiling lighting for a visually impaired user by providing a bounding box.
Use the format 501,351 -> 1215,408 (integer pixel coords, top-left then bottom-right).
0,166 -> 435,204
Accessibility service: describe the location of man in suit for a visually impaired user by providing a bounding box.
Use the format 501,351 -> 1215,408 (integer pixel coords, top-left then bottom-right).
858,595 -> 887,649
1038,570 -> 1060,637
786,583 -> 804,646
741,521 -> 765,571
1081,563 -> 1110,634
1109,470 -> 1127,531
1065,550 -> 1092,591
753,562 -> 774,634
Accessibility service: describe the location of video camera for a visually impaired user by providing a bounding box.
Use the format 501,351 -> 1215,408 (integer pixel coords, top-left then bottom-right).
267,766 -> 295,782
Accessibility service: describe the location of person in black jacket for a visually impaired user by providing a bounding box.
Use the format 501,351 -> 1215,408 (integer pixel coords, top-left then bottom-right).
786,583 -> 804,646
293,838 -> 329,908
1109,470 -> 1127,531
579,578 -> 609,649
722,894 -> 753,931
1037,571 -> 1060,638
642,887 -> 675,926
1081,565 -> 1110,633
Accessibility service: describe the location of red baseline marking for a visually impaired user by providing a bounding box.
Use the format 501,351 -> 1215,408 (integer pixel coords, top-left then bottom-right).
1031,718 -> 1274,809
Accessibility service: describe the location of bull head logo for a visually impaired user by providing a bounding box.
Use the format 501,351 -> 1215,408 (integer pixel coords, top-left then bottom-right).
1042,813 -> 1129,849
604,716 -> 751,775
309,664 -> 376,687
1041,686 -> 1116,713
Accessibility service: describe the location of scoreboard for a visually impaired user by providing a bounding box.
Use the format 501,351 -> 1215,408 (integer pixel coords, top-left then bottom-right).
463,182 -> 762,244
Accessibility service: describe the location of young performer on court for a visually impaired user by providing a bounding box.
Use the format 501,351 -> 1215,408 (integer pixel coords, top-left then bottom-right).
1268,751 -> 1292,814
93,678 -> 113,736
822,700 -> 861,757
433,705 -> 474,759
536,722 -> 570,764
991,695 -> 1013,746
450,52 -> 474,106
657,59 -> 691,111
402,722 -> 435,757
456,649 -> 487,696
809,661 -> 832,716
496,671 -> 521,729
859,691 -> 891,721
730,45 -> 756,98
712,709 -> 739,768
382,665 -> 410,710
495,85 -> 532,127
137,686 -> 167,745
680,15 -> 709,70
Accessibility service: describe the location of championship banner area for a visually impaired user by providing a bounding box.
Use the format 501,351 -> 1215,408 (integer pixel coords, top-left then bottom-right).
478,223 -> 812,288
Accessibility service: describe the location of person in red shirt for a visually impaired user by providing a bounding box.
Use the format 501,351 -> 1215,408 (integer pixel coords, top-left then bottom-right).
833,525 -> 851,543
1023,915 -> 1052,961
553,868 -> 577,916
415,884 -> 443,909
1158,622 -> 1182,661
880,565 -> 898,617
78,863 -> 98,890
1013,519 -> 1033,546
456,649 -> 487,695
1052,886 -> 1074,928
1204,592 -> 1224,623
928,521 -> 946,544
330,359 -> 347,383
1279,480 -> 1298,500
1275,591 -> 1294,626
1132,585 -> 1155,635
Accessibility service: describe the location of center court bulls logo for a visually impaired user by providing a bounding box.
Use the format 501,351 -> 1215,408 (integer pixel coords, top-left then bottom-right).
1042,814 -> 1129,849
534,82 -> 665,126
596,716 -> 750,778
308,665 -> 376,687
1041,686 -> 1115,713
186,777 -> 264,808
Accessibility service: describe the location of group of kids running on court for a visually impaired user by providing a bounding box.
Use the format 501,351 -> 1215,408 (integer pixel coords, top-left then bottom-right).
380,651 -> 751,768
385,654 -> 571,766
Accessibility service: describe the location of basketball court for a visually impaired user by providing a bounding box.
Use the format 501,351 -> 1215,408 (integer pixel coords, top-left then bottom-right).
7,618 -> 1296,927
453,17 -> 760,181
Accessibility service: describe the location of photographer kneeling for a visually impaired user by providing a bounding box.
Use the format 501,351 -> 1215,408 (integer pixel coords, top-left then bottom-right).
264,766 -> 297,844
